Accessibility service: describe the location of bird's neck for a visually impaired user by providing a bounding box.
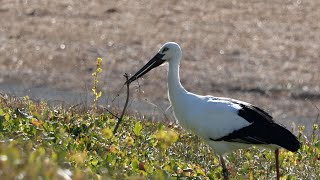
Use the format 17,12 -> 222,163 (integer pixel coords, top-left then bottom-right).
167,58 -> 188,106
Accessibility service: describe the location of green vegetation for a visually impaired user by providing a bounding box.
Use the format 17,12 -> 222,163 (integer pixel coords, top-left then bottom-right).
0,58 -> 319,179
0,94 -> 319,179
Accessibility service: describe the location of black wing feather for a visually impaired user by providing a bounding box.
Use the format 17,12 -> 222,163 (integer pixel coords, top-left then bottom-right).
210,100 -> 301,152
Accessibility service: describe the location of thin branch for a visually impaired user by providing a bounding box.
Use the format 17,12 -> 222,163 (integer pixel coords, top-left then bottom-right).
112,84 -> 125,103
305,99 -> 320,124
99,105 -> 120,119
113,73 -> 130,135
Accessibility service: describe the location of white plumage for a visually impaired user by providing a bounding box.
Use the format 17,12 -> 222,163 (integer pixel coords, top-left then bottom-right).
126,42 -> 300,179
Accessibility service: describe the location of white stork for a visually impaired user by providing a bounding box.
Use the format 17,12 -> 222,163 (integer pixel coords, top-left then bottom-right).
126,42 -> 300,180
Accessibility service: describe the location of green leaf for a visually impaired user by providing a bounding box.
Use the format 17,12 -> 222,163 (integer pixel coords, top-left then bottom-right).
0,109 -> 4,116
133,122 -> 142,136
91,159 -> 99,166
4,113 -> 10,121
131,159 -> 139,170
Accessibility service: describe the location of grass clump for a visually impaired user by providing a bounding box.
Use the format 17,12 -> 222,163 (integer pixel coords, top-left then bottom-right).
0,94 -> 319,179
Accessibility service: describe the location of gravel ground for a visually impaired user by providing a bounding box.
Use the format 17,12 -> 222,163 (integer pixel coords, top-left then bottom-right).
0,0 -> 319,130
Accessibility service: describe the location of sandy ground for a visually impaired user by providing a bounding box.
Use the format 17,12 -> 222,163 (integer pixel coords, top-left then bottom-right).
0,0 -> 319,130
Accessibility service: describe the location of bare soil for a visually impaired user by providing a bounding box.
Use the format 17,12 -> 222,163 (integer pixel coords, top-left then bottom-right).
0,0 -> 319,129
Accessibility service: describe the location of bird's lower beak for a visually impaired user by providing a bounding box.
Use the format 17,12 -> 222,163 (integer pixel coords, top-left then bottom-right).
126,53 -> 165,84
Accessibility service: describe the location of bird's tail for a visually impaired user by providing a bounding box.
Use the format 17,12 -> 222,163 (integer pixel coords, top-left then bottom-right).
271,123 -> 301,152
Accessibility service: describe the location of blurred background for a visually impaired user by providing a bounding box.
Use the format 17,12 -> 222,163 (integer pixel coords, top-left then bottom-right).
0,0 -> 319,131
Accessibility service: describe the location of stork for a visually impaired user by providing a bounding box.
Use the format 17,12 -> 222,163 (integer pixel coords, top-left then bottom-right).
126,42 -> 300,179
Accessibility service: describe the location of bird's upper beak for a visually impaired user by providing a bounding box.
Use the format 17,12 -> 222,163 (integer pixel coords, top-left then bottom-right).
126,53 -> 165,84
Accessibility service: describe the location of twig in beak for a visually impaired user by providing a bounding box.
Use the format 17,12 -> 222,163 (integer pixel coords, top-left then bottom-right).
113,73 -> 130,135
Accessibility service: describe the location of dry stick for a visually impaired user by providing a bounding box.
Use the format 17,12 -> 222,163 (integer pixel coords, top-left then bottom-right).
112,83 -> 125,103
307,99 -> 320,124
100,106 -> 120,119
113,73 -> 130,135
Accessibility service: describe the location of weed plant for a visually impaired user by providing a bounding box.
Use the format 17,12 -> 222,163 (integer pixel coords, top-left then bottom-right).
92,57 -> 103,109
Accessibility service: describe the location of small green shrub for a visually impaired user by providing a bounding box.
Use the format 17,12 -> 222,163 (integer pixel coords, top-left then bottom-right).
0,94 -> 319,179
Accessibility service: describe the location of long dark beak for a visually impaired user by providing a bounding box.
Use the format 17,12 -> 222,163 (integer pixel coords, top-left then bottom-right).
126,53 -> 165,84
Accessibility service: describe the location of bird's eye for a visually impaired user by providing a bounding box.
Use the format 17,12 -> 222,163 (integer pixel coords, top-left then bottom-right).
162,47 -> 169,53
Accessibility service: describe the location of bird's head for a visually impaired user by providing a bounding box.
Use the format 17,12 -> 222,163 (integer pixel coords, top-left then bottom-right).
158,42 -> 182,62
126,42 -> 181,84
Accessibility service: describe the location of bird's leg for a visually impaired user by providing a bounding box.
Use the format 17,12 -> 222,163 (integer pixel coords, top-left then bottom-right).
219,155 -> 229,180
275,149 -> 280,180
